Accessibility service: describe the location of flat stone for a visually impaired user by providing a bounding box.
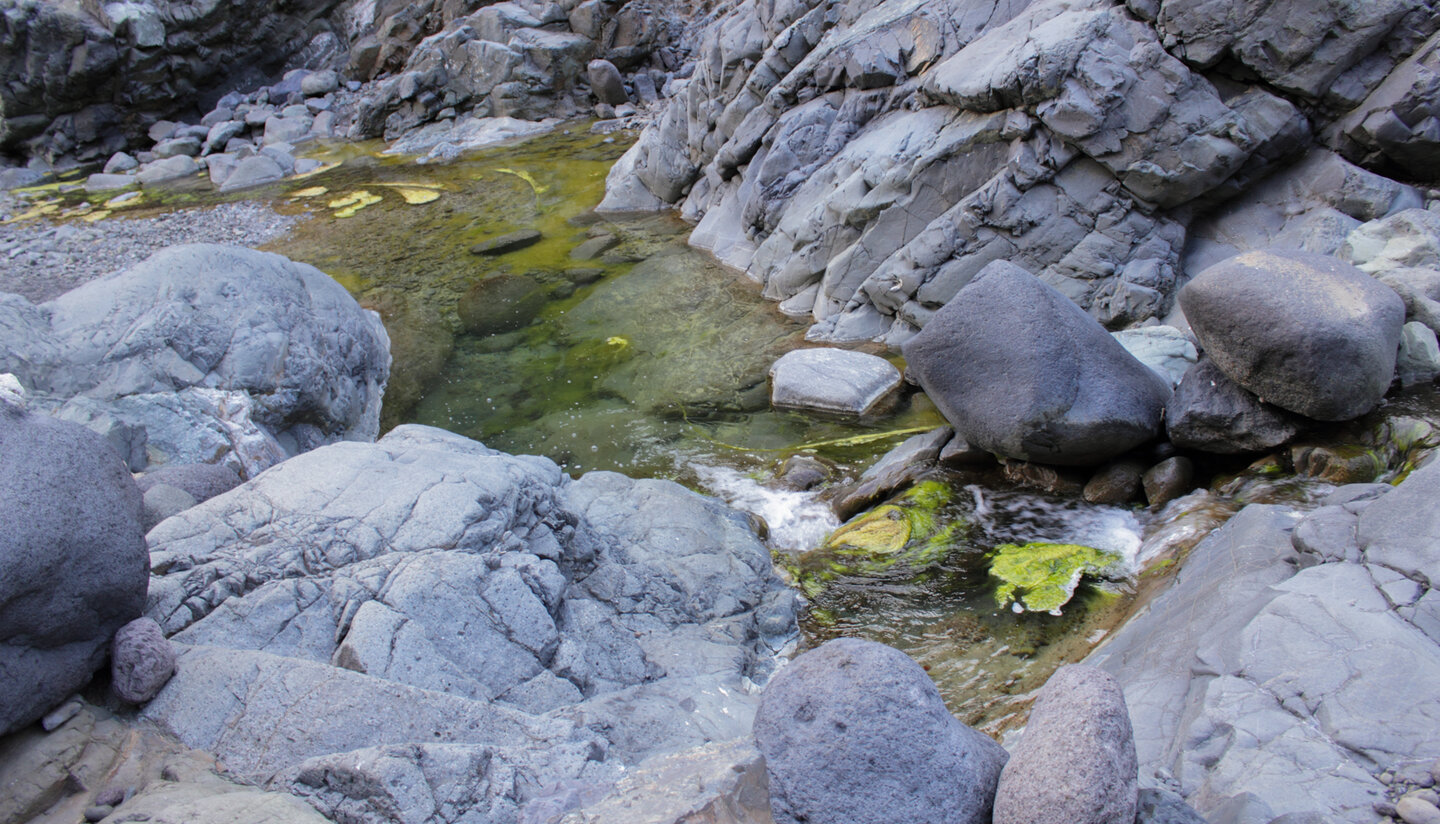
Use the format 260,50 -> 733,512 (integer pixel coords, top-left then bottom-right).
769,348 -> 901,416
470,229 -> 543,255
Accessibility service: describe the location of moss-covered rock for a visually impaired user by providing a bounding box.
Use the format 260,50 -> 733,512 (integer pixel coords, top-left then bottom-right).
457,274 -> 547,336
792,481 -> 965,597
989,543 -> 1125,615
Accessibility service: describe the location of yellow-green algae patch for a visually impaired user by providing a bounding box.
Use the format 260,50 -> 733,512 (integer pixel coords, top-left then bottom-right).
793,480 -> 966,597
989,542 -> 1124,615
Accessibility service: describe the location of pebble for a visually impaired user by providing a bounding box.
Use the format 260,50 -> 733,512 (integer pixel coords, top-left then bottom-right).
0,202 -> 300,302
40,697 -> 82,731
1398,796 -> 1440,824
83,805 -> 114,822
1407,790 -> 1440,808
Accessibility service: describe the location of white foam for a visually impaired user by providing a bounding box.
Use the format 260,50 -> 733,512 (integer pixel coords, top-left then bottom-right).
691,464 -> 840,551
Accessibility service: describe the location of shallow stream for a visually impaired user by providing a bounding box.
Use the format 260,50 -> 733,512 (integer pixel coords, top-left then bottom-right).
11,126 -> 1440,731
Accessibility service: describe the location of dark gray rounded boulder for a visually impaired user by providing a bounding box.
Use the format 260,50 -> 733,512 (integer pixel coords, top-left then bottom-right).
1166,359 -> 1301,453
992,665 -> 1138,824
1179,250 -> 1406,421
753,637 -> 1008,824
902,261 -> 1171,466
0,402 -> 147,734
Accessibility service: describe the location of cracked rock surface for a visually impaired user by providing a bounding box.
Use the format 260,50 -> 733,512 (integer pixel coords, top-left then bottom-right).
1088,467 -> 1440,823
140,423 -> 796,824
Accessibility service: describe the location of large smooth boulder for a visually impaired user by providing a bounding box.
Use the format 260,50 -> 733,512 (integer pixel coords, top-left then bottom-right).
992,665 -> 1138,824
0,400 -> 146,735
902,261 -> 1171,466
1166,359 -> 1301,454
4,244 -> 390,469
1179,250 -> 1406,421
753,638 -> 1008,824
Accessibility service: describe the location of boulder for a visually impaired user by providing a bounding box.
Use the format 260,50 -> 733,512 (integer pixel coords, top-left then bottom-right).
110,618 -> 175,704
136,156 -> 199,186
135,463 -> 244,504
13,245 -> 390,460
1358,460 -> 1440,586
902,261 -> 1171,466
1398,321 -> 1440,385
1142,456 -> 1193,508
754,638 -> 1007,824
1166,359 -> 1301,454
217,155 -> 286,192
588,59 -> 629,105
141,484 -> 197,532
551,739 -> 772,824
992,665 -> 1138,824
1112,326 -> 1198,387
768,348 -> 902,416
0,402 -> 146,735
1179,250 -> 1406,421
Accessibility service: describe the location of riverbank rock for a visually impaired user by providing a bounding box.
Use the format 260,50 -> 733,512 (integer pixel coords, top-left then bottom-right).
140,424 -> 795,822
1088,482 -> 1440,823
768,348 -> 901,416
992,665 -> 1138,824
1180,250 -> 1406,421
110,618 -> 176,704
1166,359 -> 1302,454
0,244 -> 389,474
753,638 -> 1007,824
903,261 -> 1171,466
0,402 -> 146,735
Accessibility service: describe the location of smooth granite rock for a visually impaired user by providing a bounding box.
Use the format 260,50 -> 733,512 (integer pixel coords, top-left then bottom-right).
992,665 -> 1138,824
903,261 -> 1171,465
754,638 -> 1007,824
0,402 -> 146,735
1180,250 -> 1406,421
1166,359 -> 1301,454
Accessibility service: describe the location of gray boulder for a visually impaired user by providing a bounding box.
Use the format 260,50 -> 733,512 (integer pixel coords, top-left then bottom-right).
551,739 -> 772,824
217,155 -> 285,192
9,244 -> 390,467
1334,30 -> 1440,180
110,617 -> 175,704
136,156 -> 199,186
587,59 -> 629,105
1179,250 -> 1405,421
1166,359 -> 1301,454
992,665 -> 1138,824
0,401 -> 146,735
135,462 -> 243,504
140,425 -> 794,821
753,638 -> 1007,824
768,348 -> 901,416
902,261 -> 1171,466
141,483 -> 197,532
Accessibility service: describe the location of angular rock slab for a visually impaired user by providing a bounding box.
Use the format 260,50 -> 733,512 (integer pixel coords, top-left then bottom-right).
753,638 -> 1007,824
1180,249 -> 1405,421
1359,459 -> 1440,586
768,348 -> 901,416
992,665 -> 1138,824
902,260 -> 1171,466
1,401 -> 146,735
1166,359 -> 1301,454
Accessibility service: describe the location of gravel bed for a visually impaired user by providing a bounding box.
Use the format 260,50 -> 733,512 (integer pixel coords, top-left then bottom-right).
0,201 -> 302,303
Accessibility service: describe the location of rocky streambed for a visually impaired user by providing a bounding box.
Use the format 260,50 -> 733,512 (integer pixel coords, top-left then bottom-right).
8,0 -> 1440,822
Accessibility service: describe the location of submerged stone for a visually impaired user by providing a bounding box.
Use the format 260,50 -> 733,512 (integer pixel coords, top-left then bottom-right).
457,274 -> 547,335
470,228 -> 543,255
989,543 -> 1124,615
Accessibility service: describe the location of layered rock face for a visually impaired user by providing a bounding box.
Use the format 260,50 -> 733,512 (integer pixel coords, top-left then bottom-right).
0,0 -> 347,164
603,0 -> 1438,344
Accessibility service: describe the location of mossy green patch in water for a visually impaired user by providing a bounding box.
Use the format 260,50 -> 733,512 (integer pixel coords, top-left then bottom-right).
792,481 -> 966,597
989,542 -> 1124,615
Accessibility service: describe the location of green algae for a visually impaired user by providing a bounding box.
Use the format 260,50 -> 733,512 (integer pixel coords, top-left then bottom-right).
988,542 -> 1125,615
